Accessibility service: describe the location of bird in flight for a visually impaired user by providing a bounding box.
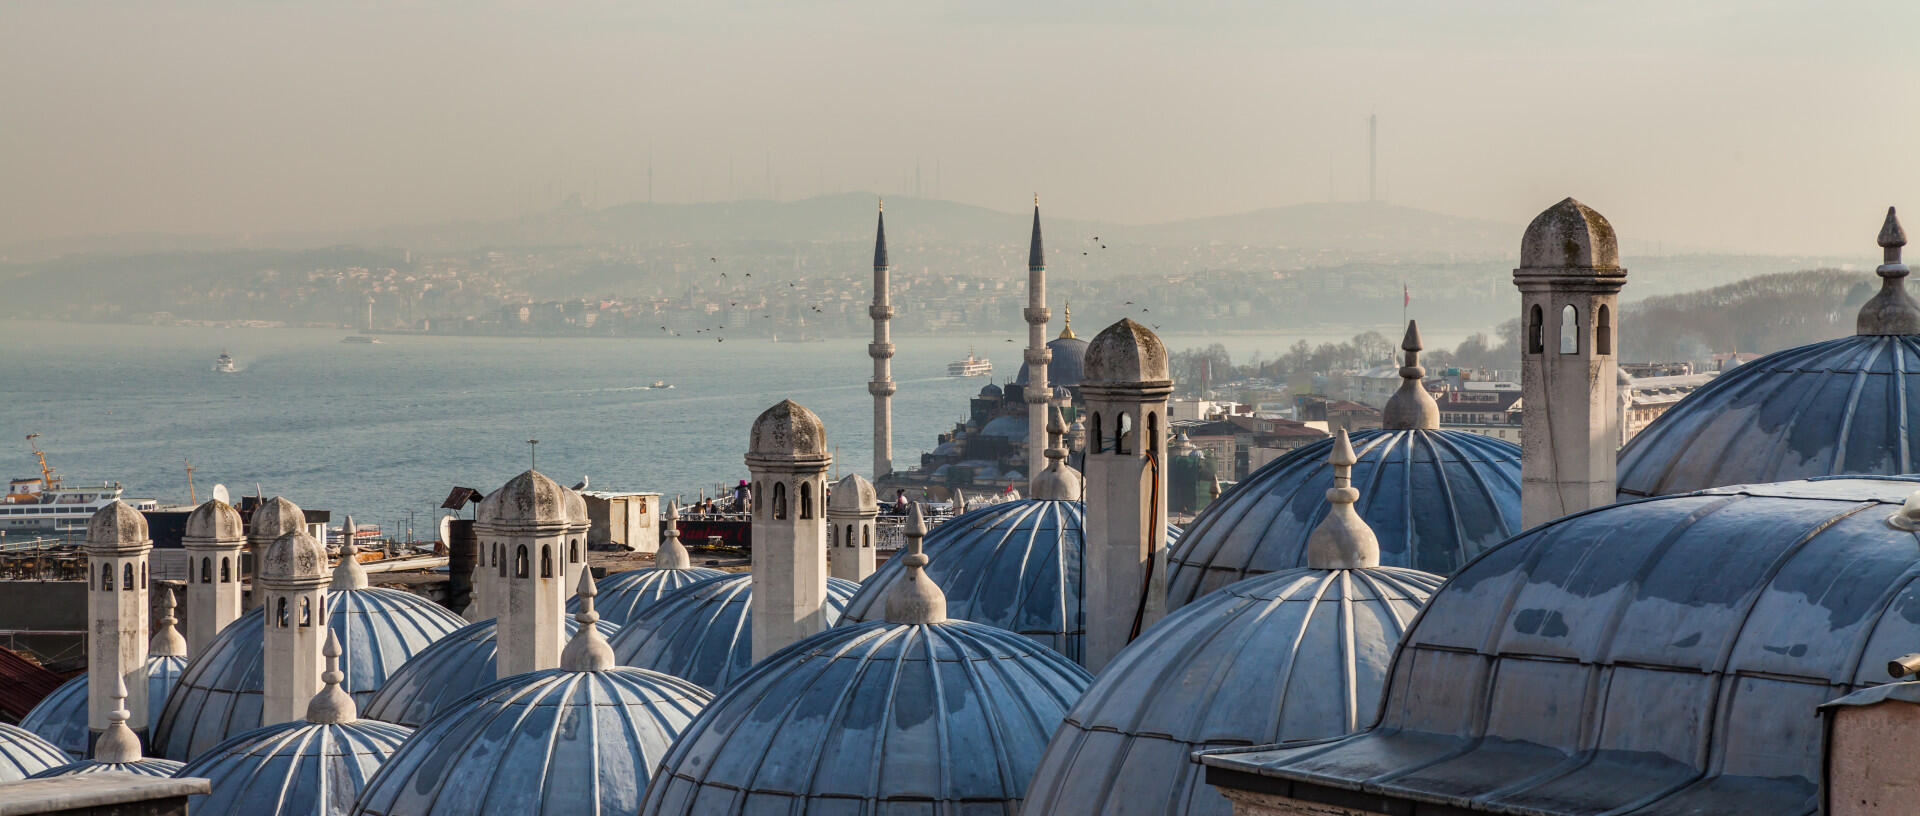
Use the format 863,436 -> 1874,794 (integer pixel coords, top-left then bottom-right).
710,257 -> 717,262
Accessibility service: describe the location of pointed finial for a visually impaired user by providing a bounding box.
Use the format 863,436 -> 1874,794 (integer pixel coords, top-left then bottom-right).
1059,300 -> 1075,339
560,569 -> 616,671
1209,476 -> 1224,499
1032,405 -> 1084,500
1305,430 -> 1380,569
330,516 -> 369,590
951,488 -> 968,515
878,196 -> 883,213
305,631 -> 358,724
1034,192 -> 1039,207
91,675 -> 143,764
1029,198 -> 1045,269
1381,319 -> 1440,429
874,201 -> 889,270
1859,206 -> 1920,335
656,499 -> 692,570
884,502 -> 946,625
149,585 -> 187,657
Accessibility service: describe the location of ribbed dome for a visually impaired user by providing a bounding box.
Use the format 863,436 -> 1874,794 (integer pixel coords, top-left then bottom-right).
361,615 -> 620,728
85,501 -> 147,545
154,587 -> 465,760
1167,429 -> 1520,609
608,574 -> 859,692
20,653 -> 188,759
1198,477 -> 1920,815
0,722 -> 66,782
841,500 -> 1183,665
352,667 -> 712,815
27,756 -> 183,779
475,470 -> 578,526
1617,335 -> 1920,498
248,497 -> 305,541
185,499 -> 244,541
1519,196 -> 1620,270
827,473 -> 877,514
1015,335 -> 1092,388
642,620 -> 1093,815
1022,567 -> 1441,816
1084,318 -> 1169,383
177,719 -> 413,816
748,399 -> 828,457
570,566 -> 727,627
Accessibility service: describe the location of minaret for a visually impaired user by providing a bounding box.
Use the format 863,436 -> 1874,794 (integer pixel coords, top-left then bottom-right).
1857,207 -> 1920,335
84,502 -> 151,744
1306,430 -> 1380,569
476,471 -> 574,678
1024,197 -> 1053,490
882,503 -> 946,625
1030,406 -> 1084,501
1080,318 -> 1173,672
245,497 -> 306,610
656,500 -> 692,570
826,473 -> 879,582
1380,320 -> 1440,430
259,527 -> 327,725
1515,198 -> 1627,527
746,399 -> 832,661
868,200 -> 897,479
150,586 -> 187,661
182,499 -> 244,655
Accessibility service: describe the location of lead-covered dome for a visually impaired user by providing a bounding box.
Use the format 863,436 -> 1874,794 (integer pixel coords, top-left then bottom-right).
1167,429 -> 1519,608
153,587 -> 465,760
360,615 -> 620,728
642,619 -> 1093,815
1022,566 -> 1441,816
1617,335 -> 1920,497
570,566 -> 727,627
28,755 -> 182,779
352,667 -> 711,815
20,653 -> 188,759
840,500 -> 1183,665
180,719 -> 411,816
1015,334 -> 1093,388
1198,477 -> 1920,815
608,573 -> 859,693
0,723 -> 66,782
747,399 -> 827,458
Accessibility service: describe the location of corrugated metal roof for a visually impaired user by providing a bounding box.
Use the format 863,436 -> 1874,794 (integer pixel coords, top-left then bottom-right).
0,647 -> 65,724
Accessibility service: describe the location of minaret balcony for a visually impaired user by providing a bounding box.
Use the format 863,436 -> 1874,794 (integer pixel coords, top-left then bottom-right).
868,343 -> 895,359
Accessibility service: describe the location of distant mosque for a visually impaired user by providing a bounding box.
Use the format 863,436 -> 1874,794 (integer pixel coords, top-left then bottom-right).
9,198 -> 1920,816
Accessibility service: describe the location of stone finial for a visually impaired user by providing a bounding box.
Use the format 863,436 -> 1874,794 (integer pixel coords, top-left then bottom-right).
1381,319 -> 1441,430
883,503 -> 947,625
330,517 -> 369,590
1858,207 -> 1920,336
656,500 -> 692,570
93,676 -> 143,764
150,586 -> 187,658
1305,430 -> 1381,569
1888,489 -> 1920,531
304,631 -> 357,724
560,569 -> 616,671
1031,406 -> 1085,501
1209,476 -> 1224,499
951,488 -> 969,515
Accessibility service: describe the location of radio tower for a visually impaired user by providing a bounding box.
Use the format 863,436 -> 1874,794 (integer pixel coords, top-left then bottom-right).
1368,114 -> 1378,203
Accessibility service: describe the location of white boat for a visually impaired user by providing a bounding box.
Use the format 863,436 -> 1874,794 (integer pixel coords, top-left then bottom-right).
213,350 -> 237,373
947,349 -> 993,377
341,335 -> 380,344
3,436 -> 155,535
647,381 -> 675,390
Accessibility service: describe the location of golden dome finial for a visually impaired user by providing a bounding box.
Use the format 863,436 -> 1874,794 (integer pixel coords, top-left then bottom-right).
1034,192 -> 1039,207
877,196 -> 883,212
1059,300 -> 1075,339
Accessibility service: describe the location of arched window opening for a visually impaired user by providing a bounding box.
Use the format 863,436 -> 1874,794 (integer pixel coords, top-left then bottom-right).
862,525 -> 871,547
298,596 -> 312,627
1090,413 -> 1105,454
540,545 -> 553,578
1115,413 -> 1134,455
221,557 -> 232,583
201,558 -> 212,584
276,598 -> 289,628
569,541 -> 579,563
141,563 -> 147,589
1596,304 -> 1613,356
1559,305 -> 1580,354
122,563 -> 134,591
1528,305 -> 1545,354
490,544 -> 498,567
828,525 -> 837,547
772,482 -> 788,521
497,545 -> 507,577
101,565 -> 113,591
799,482 -> 814,519
515,545 -> 529,578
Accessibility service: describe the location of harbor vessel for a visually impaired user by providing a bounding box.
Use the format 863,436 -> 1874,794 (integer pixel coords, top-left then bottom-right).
946,349 -> 993,377
4,435 -> 155,535
213,350 -> 237,373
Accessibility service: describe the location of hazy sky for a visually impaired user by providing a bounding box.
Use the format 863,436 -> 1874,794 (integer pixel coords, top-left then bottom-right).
3,1 -> 1915,254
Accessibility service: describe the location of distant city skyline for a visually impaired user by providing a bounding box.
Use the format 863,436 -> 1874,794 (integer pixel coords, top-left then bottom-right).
4,2 -> 1917,255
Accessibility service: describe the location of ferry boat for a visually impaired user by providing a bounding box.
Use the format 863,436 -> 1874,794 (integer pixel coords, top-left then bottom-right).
341,335 -> 380,344
647,381 -> 675,390
946,349 -> 993,377
213,350 -> 237,373
4,436 -> 156,535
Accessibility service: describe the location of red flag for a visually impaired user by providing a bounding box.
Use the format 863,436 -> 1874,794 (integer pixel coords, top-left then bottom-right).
1403,284 -> 1410,308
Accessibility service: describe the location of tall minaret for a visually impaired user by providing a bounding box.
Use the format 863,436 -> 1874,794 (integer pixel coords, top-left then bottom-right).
182,498 -> 244,655
84,502 -> 151,744
1080,318 -> 1173,672
477,471 -> 574,679
746,399 -> 832,661
1515,198 -> 1626,527
868,200 -> 896,480
826,473 -> 879,582
245,497 -> 306,610
259,527 -> 327,725
1024,196 -> 1052,490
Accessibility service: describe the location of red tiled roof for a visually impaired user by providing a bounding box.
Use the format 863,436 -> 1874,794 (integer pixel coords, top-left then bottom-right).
0,646 -> 64,723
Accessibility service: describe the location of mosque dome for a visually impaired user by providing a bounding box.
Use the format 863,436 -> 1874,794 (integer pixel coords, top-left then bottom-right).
1166,429 -> 1520,607
1022,566 -> 1441,816
826,472 -> 877,514
28,756 -> 183,779
570,566 -> 727,626
642,619 -> 1092,814
980,415 -> 1028,439
608,573 -> 860,692
1198,477 -> 1920,815
1518,196 -> 1620,270
747,399 -> 828,458
1014,334 -> 1092,388
839,499 -> 1183,665
85,501 -> 147,545
153,587 -> 465,760
476,470 -> 576,526
28,676 -> 183,780
361,615 -> 621,727
20,652 -> 188,759
353,588 -> 712,816
1084,319 -> 1169,384
979,382 -> 1004,398
0,723 -> 67,782
185,499 -> 244,541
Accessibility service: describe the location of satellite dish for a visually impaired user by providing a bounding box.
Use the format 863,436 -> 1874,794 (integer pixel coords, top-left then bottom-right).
212,484 -> 230,505
438,515 -> 453,547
